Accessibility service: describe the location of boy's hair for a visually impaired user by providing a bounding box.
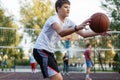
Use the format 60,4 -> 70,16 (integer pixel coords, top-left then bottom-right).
55,0 -> 70,13
86,43 -> 91,48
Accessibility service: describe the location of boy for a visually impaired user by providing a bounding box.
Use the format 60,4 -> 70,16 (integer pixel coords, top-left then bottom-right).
33,0 -> 107,80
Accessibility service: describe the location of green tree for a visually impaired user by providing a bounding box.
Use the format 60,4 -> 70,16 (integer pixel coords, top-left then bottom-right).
101,0 -> 120,72
54,51 -> 63,65
20,0 -> 55,42
113,53 -> 120,72
101,0 -> 120,46
0,4 -> 23,60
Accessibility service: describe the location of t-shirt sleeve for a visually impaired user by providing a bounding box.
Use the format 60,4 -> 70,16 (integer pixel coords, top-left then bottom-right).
67,18 -> 77,28
47,16 -> 59,26
47,16 -> 76,29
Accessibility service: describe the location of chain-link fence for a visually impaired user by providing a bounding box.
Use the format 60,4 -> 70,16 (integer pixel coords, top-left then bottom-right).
0,27 -> 120,72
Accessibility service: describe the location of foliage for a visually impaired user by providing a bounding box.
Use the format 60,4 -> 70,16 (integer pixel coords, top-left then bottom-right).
86,36 -> 115,71
15,59 -> 29,66
0,4 -> 24,60
101,0 -> 120,47
113,52 -> 120,72
54,51 -> 63,62
19,0 -> 55,42
101,0 -> 120,72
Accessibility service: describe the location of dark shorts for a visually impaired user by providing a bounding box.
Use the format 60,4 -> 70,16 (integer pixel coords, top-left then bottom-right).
33,49 -> 59,78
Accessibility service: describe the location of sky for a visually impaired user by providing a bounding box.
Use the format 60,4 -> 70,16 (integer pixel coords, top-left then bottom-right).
0,0 -> 107,24
70,0 -> 106,24
0,0 -> 20,21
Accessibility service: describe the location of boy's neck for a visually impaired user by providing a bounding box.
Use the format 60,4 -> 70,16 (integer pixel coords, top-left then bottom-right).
58,14 -> 66,23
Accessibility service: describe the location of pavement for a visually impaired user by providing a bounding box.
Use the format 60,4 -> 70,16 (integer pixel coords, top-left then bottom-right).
0,68 -> 41,72
0,69 -> 120,80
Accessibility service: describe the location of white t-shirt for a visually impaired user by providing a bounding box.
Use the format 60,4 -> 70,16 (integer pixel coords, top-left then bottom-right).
34,14 -> 76,53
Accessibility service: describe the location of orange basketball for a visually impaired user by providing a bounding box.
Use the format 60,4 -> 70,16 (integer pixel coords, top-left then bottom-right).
89,12 -> 110,33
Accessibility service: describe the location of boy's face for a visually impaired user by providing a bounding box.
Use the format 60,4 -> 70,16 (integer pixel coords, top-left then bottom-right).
57,3 -> 70,17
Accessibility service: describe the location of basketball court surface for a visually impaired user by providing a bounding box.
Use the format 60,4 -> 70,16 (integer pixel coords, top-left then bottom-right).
0,72 -> 119,80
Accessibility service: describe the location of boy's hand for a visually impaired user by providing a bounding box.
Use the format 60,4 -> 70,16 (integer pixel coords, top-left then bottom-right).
78,18 -> 91,30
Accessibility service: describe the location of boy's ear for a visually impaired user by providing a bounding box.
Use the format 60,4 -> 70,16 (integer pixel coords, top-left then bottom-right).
57,7 -> 60,11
